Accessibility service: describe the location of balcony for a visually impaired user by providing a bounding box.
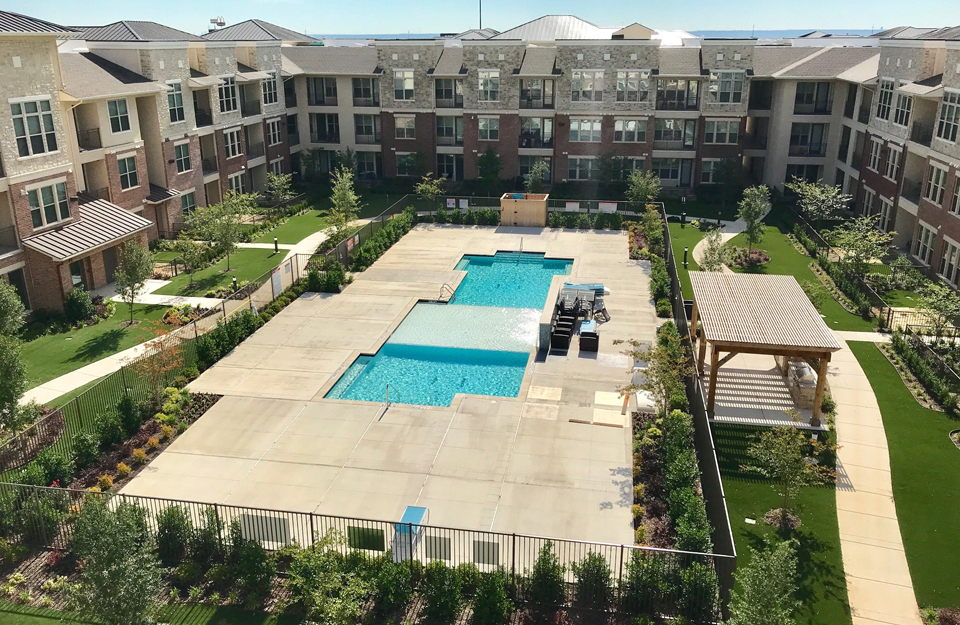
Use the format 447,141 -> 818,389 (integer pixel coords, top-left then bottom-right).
653,138 -> 693,150
195,108 -> 213,127
78,128 -> 102,151
838,142 -> 850,163
910,121 -> 934,147
78,187 -> 109,204
247,142 -> 265,159
519,96 -> 554,110
744,135 -> 768,150
436,95 -> 464,108
851,151 -> 863,170
201,157 -> 218,175
288,132 -> 300,146
308,96 -> 338,107
284,91 -> 297,109
241,100 -> 261,118
788,142 -> 827,157
437,135 -> 464,147
353,95 -> 380,107
902,179 -> 923,205
857,106 -> 870,124
655,97 -> 699,111
519,135 -> 553,149
356,133 -> 381,145
311,131 -> 340,144
794,101 -> 833,115
0,226 -> 18,256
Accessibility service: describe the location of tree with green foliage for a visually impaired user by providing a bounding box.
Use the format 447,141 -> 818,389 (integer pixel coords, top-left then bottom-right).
70,499 -> 163,625
785,177 -> 852,230
415,173 -> 445,213
626,170 -> 661,211
174,235 -> 209,287
477,147 -> 502,197
698,228 -> 727,272
187,192 -> 254,271
335,147 -> 357,172
918,282 -> 960,340
327,166 -> 361,241
300,148 -> 322,181
714,156 -> 744,209
597,153 -> 628,185
616,322 -> 693,416
528,541 -> 566,619
738,185 -> 770,255
113,242 -> 152,326
265,171 -> 294,203
827,214 -> 894,280
727,539 -> 800,625
0,281 -> 25,337
525,158 -> 550,194
0,335 -> 26,435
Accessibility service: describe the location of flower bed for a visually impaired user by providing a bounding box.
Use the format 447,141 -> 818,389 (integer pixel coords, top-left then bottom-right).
885,332 -> 960,414
727,246 -> 770,268
161,304 -> 209,327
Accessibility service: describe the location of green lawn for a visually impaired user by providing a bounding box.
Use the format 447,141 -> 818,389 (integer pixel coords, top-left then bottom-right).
726,217 -> 876,331
21,303 -> 166,390
668,222 -> 706,300
0,601 -> 296,625
154,248 -> 284,297
253,209 -> 332,245
663,199 -> 740,222
849,342 -> 960,607
713,424 -> 851,625
882,289 -> 923,308
152,250 -> 180,263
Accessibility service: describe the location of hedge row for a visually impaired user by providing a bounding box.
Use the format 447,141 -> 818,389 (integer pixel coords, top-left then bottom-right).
792,223 -> 873,318
889,331 -> 960,414
350,208 -> 417,271
548,211 -> 625,230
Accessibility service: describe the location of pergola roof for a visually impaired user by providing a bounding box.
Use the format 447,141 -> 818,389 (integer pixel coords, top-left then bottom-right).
689,271 -> 841,353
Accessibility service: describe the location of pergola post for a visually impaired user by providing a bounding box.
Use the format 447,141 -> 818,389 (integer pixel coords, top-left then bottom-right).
707,344 -> 719,415
697,331 -> 707,375
689,300 -> 699,345
811,354 -> 831,427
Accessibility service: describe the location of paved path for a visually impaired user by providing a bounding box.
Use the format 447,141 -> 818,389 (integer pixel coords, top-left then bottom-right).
93,279 -> 220,308
834,330 -> 890,344
828,339 -> 921,625
690,206 -> 772,268
236,242 -> 296,251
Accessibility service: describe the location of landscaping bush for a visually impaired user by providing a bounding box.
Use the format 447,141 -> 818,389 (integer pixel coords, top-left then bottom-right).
372,558 -> 413,615
457,562 -> 481,597
96,413 -> 125,451
226,519 -> 276,605
306,266 -> 324,292
64,286 -> 96,324
816,254 -> 872,317
526,541 -> 565,619
117,395 -> 143,436
323,260 -> 347,293
0,488 -> 20,537
678,562 -> 719,623
572,552 -> 613,611
196,310 -> 263,370
18,493 -> 64,546
575,213 -> 594,229
72,431 -> 100,470
656,298 -> 672,318
190,506 -> 224,568
473,568 -> 514,625
620,551 -> 670,614
890,331 -> 960,414
156,505 -> 193,567
549,211 -> 568,228
422,560 -> 463,623
650,256 -> 670,302
350,207 -> 416,271
35,448 -> 73,486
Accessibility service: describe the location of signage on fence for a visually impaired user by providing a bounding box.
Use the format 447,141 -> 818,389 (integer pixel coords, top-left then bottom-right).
565,201 -> 580,211
459,199 -> 469,209
447,198 -> 456,208
598,202 -> 617,213
270,266 -> 283,299
347,237 -> 355,252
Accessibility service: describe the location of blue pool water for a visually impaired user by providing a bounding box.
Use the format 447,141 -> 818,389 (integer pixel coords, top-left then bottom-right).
326,252 -> 572,406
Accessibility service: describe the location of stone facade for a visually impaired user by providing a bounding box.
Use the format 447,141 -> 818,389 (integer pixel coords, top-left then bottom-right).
376,43 -> 445,110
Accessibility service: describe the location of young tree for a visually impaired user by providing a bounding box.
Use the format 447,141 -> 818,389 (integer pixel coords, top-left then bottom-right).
335,147 -> 357,172
0,334 -> 26,435
743,416 -> 836,531
0,280 -> 26,337
130,322 -> 185,406
187,192 -> 253,271
174,235 -> 209,287
918,283 -> 960,339
327,165 -> 360,240
415,173 -> 445,211
597,153 -> 627,185
785,177 -> 852,230
113,242 -> 152,326
525,158 -> 550,194
477,147 -> 502,197
70,499 -> 163,625
626,170 -> 661,211
738,185 -> 770,255
615,322 -> 693,415
727,540 -> 800,625
714,156 -> 743,211
266,171 -> 294,203
828,214 -> 895,280
300,148 -> 322,182
698,228 -> 727,272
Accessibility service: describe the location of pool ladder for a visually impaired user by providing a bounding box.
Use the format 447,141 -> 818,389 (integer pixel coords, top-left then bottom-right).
376,383 -> 392,421
439,283 -> 455,300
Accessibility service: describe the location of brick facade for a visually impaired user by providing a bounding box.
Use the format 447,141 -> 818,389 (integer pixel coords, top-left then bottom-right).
104,146 -> 150,210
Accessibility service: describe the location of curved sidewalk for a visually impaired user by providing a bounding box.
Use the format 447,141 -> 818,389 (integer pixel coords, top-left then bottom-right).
829,336 -> 921,625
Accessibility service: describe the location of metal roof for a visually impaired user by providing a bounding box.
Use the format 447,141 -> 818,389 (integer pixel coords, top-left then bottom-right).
145,184 -> 180,205
22,200 -> 152,262
517,47 -> 558,76
59,52 -> 166,100
657,47 -> 701,76
690,272 -> 842,352
0,10 -> 74,34
493,15 -> 617,41
431,48 -> 465,76
752,47 -> 819,77
281,46 -> 380,75
202,19 -> 317,42
76,20 -> 203,42
452,28 -> 499,40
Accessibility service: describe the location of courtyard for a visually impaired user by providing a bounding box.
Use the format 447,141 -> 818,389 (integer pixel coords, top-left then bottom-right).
120,224 -> 658,545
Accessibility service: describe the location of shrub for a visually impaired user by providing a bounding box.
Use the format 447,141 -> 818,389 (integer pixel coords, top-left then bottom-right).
620,552 -> 669,614
64,286 -> 96,324
422,560 -> 463,623
473,568 -> 514,625
575,213 -> 594,229
635,526 -> 646,544
457,562 -> 481,597
156,505 -> 193,567
18,494 -> 64,546
631,504 -> 645,521
117,395 -> 142,436
649,256 -> 670,302
190,507 -> 223,568
226,520 -> 276,604
633,484 -> 645,500
36,448 -> 74,486
527,541 -> 565,618
160,424 -> 174,439
372,558 -> 413,615
679,562 -> 719,623
116,462 -> 131,477
572,552 -> 612,611
306,267 -> 324,292
656,298 -> 672,318
146,437 -> 160,450
97,474 -> 114,490
132,448 -> 147,464
174,561 -> 204,587
549,212 -> 567,228
323,261 -> 347,293
96,414 -> 125,450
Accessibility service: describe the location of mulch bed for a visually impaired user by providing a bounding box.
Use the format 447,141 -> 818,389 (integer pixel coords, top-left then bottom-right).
879,344 -> 944,412
728,247 -> 770,268
0,410 -> 66,473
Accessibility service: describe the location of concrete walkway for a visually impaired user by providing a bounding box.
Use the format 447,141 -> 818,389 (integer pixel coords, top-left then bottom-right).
834,330 -> 890,344
94,279 -> 219,308
690,204 -> 772,267
236,242 -> 296,251
828,338 -> 921,625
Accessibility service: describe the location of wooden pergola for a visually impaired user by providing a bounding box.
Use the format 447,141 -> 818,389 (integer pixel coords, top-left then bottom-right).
688,272 -> 843,426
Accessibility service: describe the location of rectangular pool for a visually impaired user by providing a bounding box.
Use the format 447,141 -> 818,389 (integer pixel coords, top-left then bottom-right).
325,252 -> 572,406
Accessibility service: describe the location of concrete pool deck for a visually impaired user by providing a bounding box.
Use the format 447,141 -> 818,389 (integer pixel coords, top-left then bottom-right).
121,224 -> 659,544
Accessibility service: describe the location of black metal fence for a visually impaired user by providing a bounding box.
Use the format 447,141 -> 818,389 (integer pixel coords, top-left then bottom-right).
904,325 -> 960,393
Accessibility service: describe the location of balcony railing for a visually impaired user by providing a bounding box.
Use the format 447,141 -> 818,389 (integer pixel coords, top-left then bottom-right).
288,132 -> 300,146
437,135 -> 464,147
794,100 -> 833,115
0,226 -> 18,255
519,97 -> 554,110
201,157 -> 218,175
788,142 -> 827,157
902,179 -> 923,205
910,121 -> 934,147
247,142 -> 265,159
744,135 -> 768,150
655,97 -> 699,111
308,96 -> 338,107
436,95 -> 464,108
519,135 -> 553,149
195,108 -> 213,127
748,94 -> 772,110
78,128 -> 102,151
353,95 -> 380,107
78,188 -> 109,204
652,138 -> 694,150
241,100 -> 261,118
356,133 -> 381,145
311,131 -> 340,144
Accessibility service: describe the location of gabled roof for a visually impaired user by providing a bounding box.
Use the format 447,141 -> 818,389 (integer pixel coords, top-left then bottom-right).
22,200 -> 152,262
0,10 -> 74,34
431,48 -> 465,76
517,47 -> 558,76
281,46 -> 380,76
752,47 -> 818,77
493,15 -> 617,41
451,28 -> 499,40
59,52 -> 167,100
202,19 -> 317,42
76,20 -> 203,42
916,26 -> 960,41
658,47 -> 701,76
775,47 -> 879,79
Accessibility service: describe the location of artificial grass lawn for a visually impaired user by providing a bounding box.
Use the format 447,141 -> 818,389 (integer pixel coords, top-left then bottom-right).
152,250 -> 180,263
0,601 -> 297,625
662,198 -> 740,222
21,303 -> 166,390
667,222 -> 705,300
848,342 -> 960,607
252,209 -> 332,245
713,423 -> 851,625
881,289 -> 924,308
154,248 -> 285,297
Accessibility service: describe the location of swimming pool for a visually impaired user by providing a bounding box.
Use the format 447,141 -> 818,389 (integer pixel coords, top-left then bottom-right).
325,252 -> 572,406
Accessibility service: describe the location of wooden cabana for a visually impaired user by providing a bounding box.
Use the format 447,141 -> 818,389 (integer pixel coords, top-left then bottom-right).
688,272 -> 842,426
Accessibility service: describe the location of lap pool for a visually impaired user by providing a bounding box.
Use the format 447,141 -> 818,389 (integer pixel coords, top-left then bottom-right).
325,252 -> 572,406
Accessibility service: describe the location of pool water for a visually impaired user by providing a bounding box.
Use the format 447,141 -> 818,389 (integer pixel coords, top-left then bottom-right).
326,252 -> 572,406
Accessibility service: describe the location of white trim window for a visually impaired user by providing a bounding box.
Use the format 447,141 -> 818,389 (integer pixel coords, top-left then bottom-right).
700,159 -> 719,184
28,182 -> 69,228
569,118 -> 601,142
867,138 -> 883,172
395,115 -> 416,139
174,142 -> 191,173
167,82 -> 185,123
571,70 -> 603,102
925,164 -> 947,205
893,84 -> 913,127
616,70 -> 649,102
876,78 -> 894,121
614,119 -> 645,142
884,146 -> 901,181
108,99 -> 130,133
266,118 -> 282,146
224,129 -> 243,158
709,70 -> 744,103
180,190 -> 196,214
270,159 -> 283,175
937,90 -> 960,143
118,156 -> 138,190
357,151 -> 378,176
519,155 -> 552,180
624,157 -> 644,174
878,195 -> 894,231
478,116 -> 499,141
228,172 -> 246,194
861,186 -> 876,216
396,153 -> 416,177
941,238 -> 960,286
567,157 -> 597,180
11,99 -> 58,157
652,158 -> 681,183
262,72 -> 278,105
951,183 -> 960,215
704,120 -> 739,144
913,221 -> 937,265
478,70 -> 500,102
394,70 -> 414,101
218,76 -> 238,113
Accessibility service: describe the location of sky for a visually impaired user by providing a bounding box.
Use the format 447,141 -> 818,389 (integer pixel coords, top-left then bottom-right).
9,0 -> 959,37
